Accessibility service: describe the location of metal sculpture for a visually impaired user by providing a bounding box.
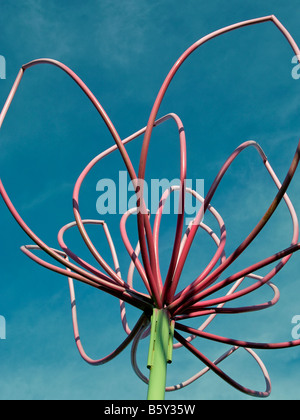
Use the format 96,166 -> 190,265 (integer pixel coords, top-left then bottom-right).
1,15 -> 300,400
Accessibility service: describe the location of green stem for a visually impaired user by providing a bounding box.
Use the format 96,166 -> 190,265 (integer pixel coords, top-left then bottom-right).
147,309 -> 174,400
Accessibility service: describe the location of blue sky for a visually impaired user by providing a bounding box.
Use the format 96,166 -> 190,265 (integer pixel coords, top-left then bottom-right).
1,0 -> 300,400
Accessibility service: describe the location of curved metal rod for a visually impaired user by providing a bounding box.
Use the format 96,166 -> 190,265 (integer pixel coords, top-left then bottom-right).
22,59 -> 156,279
120,207 -> 153,295
131,206 -> 276,394
175,280 -> 280,320
58,220 -> 125,286
124,189 -> 227,348
119,184 -> 226,299
121,230 -> 152,338
173,243 -> 278,346
72,137 -> 159,306
167,141 -> 265,304
24,245 -> 149,363
0,68 -> 130,290
131,319 -> 151,383
58,218 -> 150,337
175,322 -> 300,350
175,154 -> 299,314
119,183 -> 227,341
174,330 -> 271,398
192,150 -> 299,297
20,245 -> 152,312
1,15 -> 300,400
0,179 -> 131,290
139,203 -> 279,368
169,139 -> 299,314
67,272 -> 148,365
171,141 -> 300,313
167,217 -> 278,346
130,320 -> 240,392
25,58 -> 158,301
153,185 -> 226,301
138,15 -> 300,307
20,245 -> 123,294
181,241 -> 300,316
156,115 -> 187,304
173,219 -> 227,349
132,323 -> 271,396
154,189 -> 227,348
132,332 -> 270,396
136,17 -> 277,301
172,276 -> 240,347
73,112 -> 189,307
165,346 -> 240,392
0,58 -> 159,306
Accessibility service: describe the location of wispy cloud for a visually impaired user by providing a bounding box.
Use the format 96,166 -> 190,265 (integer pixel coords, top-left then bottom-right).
20,181 -> 73,212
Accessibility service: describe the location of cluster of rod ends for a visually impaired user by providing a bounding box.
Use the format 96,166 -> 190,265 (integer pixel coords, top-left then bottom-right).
2,15 -> 300,399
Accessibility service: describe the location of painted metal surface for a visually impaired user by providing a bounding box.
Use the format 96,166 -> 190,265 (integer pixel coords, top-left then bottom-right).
1,15 -> 300,398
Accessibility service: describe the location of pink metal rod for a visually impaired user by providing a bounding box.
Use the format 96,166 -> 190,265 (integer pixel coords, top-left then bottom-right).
23,59 -> 161,308
170,140 -> 299,314
2,15 -> 300,398
138,15 -> 300,306
58,219 -> 124,283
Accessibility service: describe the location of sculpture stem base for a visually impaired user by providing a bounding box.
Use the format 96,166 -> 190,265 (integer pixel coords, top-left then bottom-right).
147,308 -> 174,400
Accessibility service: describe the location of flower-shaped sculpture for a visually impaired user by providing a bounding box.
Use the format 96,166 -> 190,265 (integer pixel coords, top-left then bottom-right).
1,15 -> 300,400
